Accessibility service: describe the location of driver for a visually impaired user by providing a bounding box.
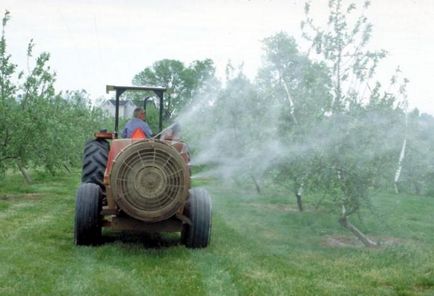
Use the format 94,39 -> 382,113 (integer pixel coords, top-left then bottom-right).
121,107 -> 153,138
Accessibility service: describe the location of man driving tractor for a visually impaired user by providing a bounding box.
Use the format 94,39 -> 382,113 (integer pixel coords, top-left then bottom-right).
121,107 -> 153,138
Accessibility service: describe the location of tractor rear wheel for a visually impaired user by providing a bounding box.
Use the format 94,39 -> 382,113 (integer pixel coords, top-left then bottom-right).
81,139 -> 109,193
181,188 -> 212,248
74,183 -> 102,245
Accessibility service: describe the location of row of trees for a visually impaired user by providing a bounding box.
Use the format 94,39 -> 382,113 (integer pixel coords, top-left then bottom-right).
0,11 -> 105,181
126,3 -> 434,206
2,2 -> 433,245
138,1 -> 434,246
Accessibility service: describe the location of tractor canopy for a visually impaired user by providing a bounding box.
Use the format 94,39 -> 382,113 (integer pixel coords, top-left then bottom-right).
106,85 -> 167,138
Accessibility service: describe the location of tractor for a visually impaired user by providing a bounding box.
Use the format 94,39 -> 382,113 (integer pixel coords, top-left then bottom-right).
74,85 -> 212,248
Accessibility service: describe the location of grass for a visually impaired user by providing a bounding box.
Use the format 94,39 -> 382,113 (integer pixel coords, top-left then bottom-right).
0,172 -> 434,295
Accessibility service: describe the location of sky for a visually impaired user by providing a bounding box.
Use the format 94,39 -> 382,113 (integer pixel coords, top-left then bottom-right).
2,0 -> 434,114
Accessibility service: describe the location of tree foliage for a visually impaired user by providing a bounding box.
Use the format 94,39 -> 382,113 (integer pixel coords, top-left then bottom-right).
398,111 -> 434,195
0,11 -> 105,179
302,0 -> 388,111
258,32 -> 332,126
257,32 -> 332,209
132,59 -> 217,122
295,0 -> 412,245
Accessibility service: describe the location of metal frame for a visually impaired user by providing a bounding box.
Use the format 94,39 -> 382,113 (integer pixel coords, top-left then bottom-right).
106,85 -> 166,137
143,96 -> 151,112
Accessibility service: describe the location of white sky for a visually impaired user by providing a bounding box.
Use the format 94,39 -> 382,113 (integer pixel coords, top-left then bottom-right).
2,0 -> 434,114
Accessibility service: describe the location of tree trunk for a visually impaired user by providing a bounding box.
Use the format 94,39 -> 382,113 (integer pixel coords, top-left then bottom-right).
394,138 -> 407,194
394,113 -> 408,194
250,175 -> 261,194
414,180 -> 421,195
280,78 -> 298,125
16,161 -> 32,184
295,182 -> 304,212
333,41 -> 342,113
339,208 -> 378,248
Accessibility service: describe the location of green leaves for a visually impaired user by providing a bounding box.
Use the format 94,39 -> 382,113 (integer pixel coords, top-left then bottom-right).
303,0 -> 387,112
259,32 -> 332,129
132,58 -> 217,122
0,11 -> 105,178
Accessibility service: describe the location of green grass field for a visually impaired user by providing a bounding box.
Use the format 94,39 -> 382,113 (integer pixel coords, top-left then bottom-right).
1,172 -> 433,295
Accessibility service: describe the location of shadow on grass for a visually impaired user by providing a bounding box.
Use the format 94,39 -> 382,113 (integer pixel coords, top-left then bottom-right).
101,231 -> 182,249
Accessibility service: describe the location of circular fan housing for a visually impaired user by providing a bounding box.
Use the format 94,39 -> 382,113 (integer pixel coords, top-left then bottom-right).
110,140 -> 189,222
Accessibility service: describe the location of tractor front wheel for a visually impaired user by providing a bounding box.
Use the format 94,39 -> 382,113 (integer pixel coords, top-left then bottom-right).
181,188 -> 212,248
74,183 -> 102,246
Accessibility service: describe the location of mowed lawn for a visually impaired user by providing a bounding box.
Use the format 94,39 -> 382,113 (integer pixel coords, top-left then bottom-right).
1,172 -> 434,296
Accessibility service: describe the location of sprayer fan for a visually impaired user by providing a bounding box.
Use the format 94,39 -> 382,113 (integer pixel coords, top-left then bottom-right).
110,140 -> 189,222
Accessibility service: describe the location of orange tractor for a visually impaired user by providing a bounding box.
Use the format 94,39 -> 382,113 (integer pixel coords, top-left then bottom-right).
74,85 -> 212,248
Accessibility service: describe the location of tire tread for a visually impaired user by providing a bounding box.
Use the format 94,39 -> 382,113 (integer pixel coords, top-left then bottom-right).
74,183 -> 102,245
182,188 -> 212,248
